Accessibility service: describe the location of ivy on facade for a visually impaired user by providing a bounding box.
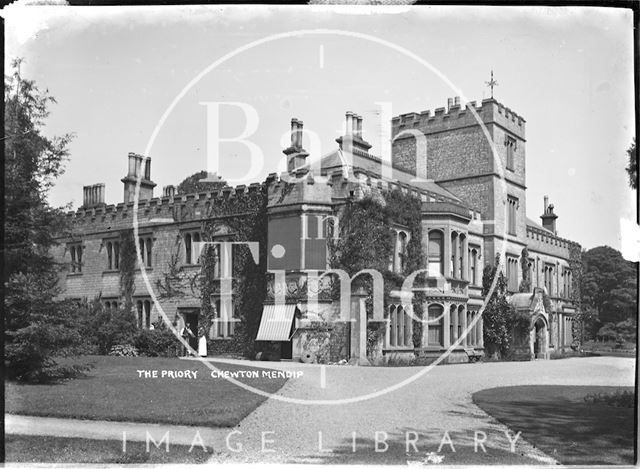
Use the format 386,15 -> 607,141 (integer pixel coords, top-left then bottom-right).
200,187 -> 268,357
119,229 -> 137,313
329,189 -> 425,354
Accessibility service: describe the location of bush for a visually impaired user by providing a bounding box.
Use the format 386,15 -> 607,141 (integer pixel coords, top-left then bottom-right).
108,344 -> 138,357
134,329 -> 180,357
90,303 -> 137,355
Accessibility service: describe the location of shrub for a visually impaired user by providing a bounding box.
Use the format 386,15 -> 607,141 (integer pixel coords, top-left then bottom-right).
134,329 -> 180,357
108,344 -> 138,357
90,303 -> 137,355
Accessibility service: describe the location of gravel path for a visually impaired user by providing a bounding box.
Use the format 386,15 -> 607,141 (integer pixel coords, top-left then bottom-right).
6,356 -> 634,465
201,356 -> 634,464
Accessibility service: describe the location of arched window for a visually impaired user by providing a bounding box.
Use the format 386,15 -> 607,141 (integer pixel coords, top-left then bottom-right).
468,247 -> 478,285
427,304 -> 444,347
458,234 -> 466,279
449,305 -> 456,342
107,242 -> 113,270
388,305 -> 411,348
450,232 -> 458,277
398,231 -> 408,273
144,300 -> 151,328
458,305 -> 465,342
428,230 -> 444,276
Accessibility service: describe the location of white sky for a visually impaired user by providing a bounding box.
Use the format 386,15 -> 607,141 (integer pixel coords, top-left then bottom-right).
4,4 -> 637,256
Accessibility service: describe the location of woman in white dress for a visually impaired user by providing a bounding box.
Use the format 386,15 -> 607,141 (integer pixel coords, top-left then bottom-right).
198,327 -> 207,357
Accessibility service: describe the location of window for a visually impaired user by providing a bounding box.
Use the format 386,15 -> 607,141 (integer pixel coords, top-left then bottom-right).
136,299 -> 152,328
457,306 -> 465,341
212,297 -> 236,338
505,136 -> 516,171
397,231 -> 408,273
543,264 -> 554,296
449,305 -> 456,342
427,304 -> 444,347
507,196 -> 518,235
458,234 -> 465,279
468,246 -> 479,285
105,240 -> 120,270
184,231 -> 202,265
562,268 -> 572,298
450,232 -> 458,277
104,299 -> 119,310
506,256 -> 519,292
139,236 -> 153,268
389,305 -> 412,348
68,243 -> 83,273
427,230 -> 444,276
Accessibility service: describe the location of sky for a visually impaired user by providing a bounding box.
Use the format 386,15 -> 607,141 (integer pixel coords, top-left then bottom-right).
4,4 -> 637,258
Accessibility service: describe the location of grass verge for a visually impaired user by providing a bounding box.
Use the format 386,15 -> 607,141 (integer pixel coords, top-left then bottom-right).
473,385 -> 636,466
5,355 -> 288,427
4,435 -> 211,464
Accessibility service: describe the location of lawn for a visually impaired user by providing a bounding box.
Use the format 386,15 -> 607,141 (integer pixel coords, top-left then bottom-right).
5,355 -> 288,427
5,435 -> 210,464
473,385 -> 636,466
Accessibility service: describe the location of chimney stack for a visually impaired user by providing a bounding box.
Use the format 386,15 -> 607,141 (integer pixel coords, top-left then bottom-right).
355,115 -> 363,139
345,112 -> 354,136
82,183 -> 105,208
122,152 -> 156,203
447,97 -> 453,110
454,96 -> 460,107
540,195 -> 558,234
336,111 -> 372,157
283,117 -> 309,174
163,185 -> 175,198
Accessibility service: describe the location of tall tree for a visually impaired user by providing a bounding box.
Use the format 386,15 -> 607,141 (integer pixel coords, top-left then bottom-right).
581,246 -> 638,327
4,59 -> 82,382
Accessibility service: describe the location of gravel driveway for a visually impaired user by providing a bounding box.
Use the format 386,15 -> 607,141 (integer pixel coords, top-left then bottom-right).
198,356 -> 634,464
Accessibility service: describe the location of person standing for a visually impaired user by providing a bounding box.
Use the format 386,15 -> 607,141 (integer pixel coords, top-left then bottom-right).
180,322 -> 195,357
198,326 -> 208,357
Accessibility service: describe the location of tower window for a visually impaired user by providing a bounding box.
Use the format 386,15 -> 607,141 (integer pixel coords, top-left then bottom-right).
507,196 -> 518,235
505,136 -> 516,171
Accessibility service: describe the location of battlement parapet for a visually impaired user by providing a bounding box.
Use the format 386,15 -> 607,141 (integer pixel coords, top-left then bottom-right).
391,97 -> 526,140
526,224 -> 581,255
64,177 -> 279,233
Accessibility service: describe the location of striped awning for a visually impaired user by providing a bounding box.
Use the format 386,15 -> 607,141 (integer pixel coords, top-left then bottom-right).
255,304 -> 297,341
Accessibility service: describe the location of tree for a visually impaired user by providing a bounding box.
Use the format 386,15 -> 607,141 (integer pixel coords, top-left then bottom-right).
4,59 -> 83,382
481,255 -> 517,358
580,246 -> 637,340
625,138 -> 637,190
176,170 -> 227,195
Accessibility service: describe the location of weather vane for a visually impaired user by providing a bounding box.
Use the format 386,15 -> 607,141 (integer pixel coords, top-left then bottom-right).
485,70 -> 498,99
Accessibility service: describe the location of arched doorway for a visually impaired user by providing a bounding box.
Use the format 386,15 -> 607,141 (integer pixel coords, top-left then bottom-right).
533,316 -> 549,359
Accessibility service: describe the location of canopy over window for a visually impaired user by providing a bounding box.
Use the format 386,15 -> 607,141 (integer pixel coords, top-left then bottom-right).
255,304 -> 297,341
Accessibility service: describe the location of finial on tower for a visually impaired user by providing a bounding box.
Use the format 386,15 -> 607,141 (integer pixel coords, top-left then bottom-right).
485,70 -> 498,99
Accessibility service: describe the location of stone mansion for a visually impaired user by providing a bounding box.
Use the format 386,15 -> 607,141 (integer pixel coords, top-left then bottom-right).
54,96 -> 580,363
